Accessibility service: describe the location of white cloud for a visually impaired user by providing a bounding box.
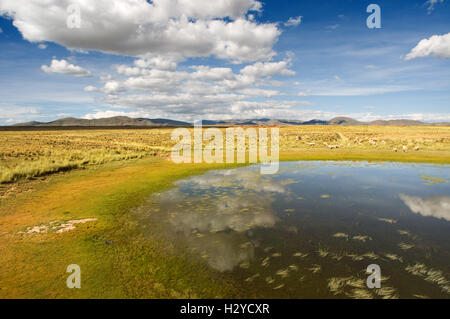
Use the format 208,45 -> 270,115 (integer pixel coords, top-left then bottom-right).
399,194 -> 450,221
405,32 -> 450,60
82,54 -> 298,120
0,0 -> 279,63
425,0 -> 444,14
0,104 -> 45,125
38,43 -> 47,50
310,85 -> 416,96
240,60 -> 295,77
87,56 -> 295,96
83,110 -> 150,120
326,24 -> 340,30
134,55 -> 181,71
41,59 -> 92,77
284,16 -> 302,27
352,112 -> 450,122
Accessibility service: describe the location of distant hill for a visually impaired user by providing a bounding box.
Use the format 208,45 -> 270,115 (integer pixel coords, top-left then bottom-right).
13,116 -> 190,127
368,119 -> 426,126
11,116 -> 449,127
328,117 -> 363,125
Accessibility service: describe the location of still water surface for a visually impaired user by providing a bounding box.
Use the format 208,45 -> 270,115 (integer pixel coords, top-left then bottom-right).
140,161 -> 449,298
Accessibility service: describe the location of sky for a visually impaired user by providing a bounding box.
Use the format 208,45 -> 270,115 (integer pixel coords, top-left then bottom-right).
0,0 -> 449,125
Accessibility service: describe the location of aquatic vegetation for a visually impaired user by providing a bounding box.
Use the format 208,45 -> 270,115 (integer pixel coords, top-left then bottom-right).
318,248 -> 330,258
293,252 -> 309,258
421,175 -> 447,186
398,230 -> 412,237
385,253 -> 403,263
265,276 -> 275,284
272,252 -> 281,257
308,264 -> 322,274
273,284 -> 285,290
245,273 -> 260,282
333,232 -> 349,239
378,218 -> 397,224
276,268 -> 290,278
406,263 -> 450,294
328,276 -> 398,299
399,242 -> 414,250
347,288 -> 373,299
362,252 -> 379,260
345,253 -> 365,261
353,235 -> 372,242
288,265 -> 299,271
374,286 -> 399,299
328,277 -> 366,295
239,262 -> 250,269
261,257 -> 270,267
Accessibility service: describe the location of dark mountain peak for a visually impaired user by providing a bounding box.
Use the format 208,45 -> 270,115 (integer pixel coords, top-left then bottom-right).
12,121 -> 43,127
328,117 -> 362,125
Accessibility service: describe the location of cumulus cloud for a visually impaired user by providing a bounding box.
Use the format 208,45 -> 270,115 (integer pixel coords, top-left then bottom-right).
240,60 -> 295,77
310,85 -> 415,96
284,16 -> 302,27
425,0 -> 444,14
38,43 -> 47,50
405,32 -> 450,60
83,110 -> 149,120
82,54 -> 297,119
0,0 -> 279,63
399,194 -> 450,221
41,59 -> 92,77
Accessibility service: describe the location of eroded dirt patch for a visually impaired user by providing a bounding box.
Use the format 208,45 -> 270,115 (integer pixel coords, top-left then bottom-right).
19,218 -> 98,235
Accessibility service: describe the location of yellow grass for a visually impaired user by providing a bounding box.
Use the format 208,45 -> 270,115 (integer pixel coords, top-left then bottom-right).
1,125 -> 449,184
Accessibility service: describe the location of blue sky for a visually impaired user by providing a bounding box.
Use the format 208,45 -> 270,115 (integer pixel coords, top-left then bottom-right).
0,0 -> 449,124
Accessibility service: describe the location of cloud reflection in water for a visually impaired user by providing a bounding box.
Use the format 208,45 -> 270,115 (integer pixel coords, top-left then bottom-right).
147,167 -> 289,271
399,194 -> 450,221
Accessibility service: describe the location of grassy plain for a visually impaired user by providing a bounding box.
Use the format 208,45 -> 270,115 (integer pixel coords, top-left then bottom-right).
0,125 -> 449,298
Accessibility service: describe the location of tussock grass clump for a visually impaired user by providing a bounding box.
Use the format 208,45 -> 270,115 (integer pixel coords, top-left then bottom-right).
0,129 -> 175,183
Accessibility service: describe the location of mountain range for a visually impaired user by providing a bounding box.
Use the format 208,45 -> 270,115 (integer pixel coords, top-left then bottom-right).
11,116 -> 450,127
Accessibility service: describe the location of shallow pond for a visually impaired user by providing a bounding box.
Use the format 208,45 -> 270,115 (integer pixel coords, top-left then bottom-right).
139,161 -> 450,298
